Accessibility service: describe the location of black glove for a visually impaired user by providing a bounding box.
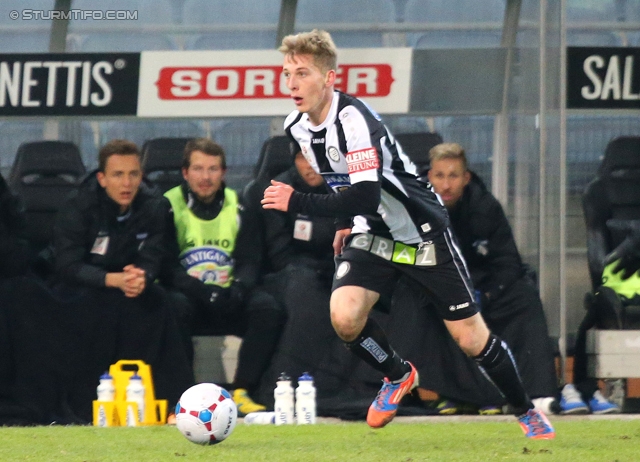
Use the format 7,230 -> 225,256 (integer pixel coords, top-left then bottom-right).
226,280 -> 247,311
199,281 -> 246,315
198,284 -> 227,306
604,228 -> 640,280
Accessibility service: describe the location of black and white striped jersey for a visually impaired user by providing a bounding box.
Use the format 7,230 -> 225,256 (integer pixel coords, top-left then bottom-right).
285,91 -> 449,244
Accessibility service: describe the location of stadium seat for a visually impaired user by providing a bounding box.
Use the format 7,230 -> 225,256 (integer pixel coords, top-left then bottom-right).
0,32 -> 51,53
412,30 -> 502,49
579,137 -> 640,390
582,136 -> 640,330
296,0 -> 396,48
141,137 -> 190,193
71,0 -> 177,52
187,32 -> 277,50
183,0 -> 279,50
241,135 -> 292,204
8,141 -> 86,252
583,136 -> 640,292
394,132 -> 444,177
100,120 -> 203,149
404,0 -> 505,22
567,30 -> 623,47
253,135 -> 293,182
210,119 -> 272,191
77,34 -> 178,52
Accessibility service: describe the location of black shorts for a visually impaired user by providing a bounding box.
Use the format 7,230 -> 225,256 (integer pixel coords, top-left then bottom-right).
332,232 -> 478,321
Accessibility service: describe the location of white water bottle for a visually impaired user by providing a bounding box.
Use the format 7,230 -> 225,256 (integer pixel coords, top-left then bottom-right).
95,372 -> 116,427
295,372 -> 316,425
96,372 -> 115,402
244,411 -> 276,425
274,373 -> 294,425
125,373 -> 145,426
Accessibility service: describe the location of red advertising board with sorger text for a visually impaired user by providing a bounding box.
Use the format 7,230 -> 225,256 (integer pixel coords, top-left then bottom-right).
137,49 -> 412,117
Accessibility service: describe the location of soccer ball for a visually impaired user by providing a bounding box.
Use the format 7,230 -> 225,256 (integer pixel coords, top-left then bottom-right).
175,383 -> 237,445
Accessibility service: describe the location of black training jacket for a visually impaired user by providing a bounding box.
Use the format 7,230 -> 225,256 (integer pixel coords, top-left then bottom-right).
446,172 -> 525,303
53,172 -> 166,288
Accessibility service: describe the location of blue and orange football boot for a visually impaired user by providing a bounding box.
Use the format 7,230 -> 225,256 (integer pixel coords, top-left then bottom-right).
366,362 -> 418,428
517,408 -> 556,439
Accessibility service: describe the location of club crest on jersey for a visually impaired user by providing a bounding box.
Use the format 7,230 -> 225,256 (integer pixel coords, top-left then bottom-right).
327,146 -> 340,162
346,148 -> 379,174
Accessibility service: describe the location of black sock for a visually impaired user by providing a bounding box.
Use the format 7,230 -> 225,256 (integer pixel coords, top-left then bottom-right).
473,333 -> 532,415
344,318 -> 410,382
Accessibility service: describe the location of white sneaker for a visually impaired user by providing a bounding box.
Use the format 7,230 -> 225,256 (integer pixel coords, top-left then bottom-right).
559,384 -> 589,415
532,396 -> 559,415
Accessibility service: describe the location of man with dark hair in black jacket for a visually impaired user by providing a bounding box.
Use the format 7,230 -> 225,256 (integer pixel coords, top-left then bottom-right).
51,139 -> 193,421
426,142 -> 558,415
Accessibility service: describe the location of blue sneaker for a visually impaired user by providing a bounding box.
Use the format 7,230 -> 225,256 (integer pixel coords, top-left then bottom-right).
366,362 -> 418,428
588,390 -> 620,415
517,408 -> 556,440
560,384 -> 589,415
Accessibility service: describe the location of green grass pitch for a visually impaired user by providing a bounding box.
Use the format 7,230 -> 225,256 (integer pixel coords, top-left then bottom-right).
1,418 -> 639,461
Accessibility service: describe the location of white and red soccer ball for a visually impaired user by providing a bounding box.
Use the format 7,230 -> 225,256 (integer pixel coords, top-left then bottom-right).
175,383 -> 237,445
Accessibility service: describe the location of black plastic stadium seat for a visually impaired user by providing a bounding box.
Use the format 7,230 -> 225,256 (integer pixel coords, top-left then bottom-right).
582,136 -> 640,328
394,132 -> 444,177
8,140 -> 86,252
141,137 -> 191,193
583,136 -> 640,289
241,135 -> 292,201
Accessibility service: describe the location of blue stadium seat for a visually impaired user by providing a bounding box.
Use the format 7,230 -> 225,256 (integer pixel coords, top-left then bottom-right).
70,0 -> 174,24
567,30 -> 623,46
0,32 -> 51,53
183,0 -> 279,50
99,120 -> 204,150
404,0 -> 504,49
77,33 -> 178,52
404,0 -> 505,22
412,30 -> 502,49
187,32 -> 276,50
71,0 -> 177,52
183,0 -> 279,24
296,0 -> 396,48
209,118 -> 272,191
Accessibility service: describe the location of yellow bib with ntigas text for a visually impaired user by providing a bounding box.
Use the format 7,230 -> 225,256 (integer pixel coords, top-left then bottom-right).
165,187 -> 239,288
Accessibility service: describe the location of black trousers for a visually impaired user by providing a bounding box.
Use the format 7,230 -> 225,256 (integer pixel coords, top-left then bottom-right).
169,284 -> 286,393
0,277 -> 194,424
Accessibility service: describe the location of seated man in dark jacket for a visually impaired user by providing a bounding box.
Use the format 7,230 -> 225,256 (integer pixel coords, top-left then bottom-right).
252,150 -> 364,413
52,139 -> 193,421
425,142 -> 559,414
0,172 -> 31,417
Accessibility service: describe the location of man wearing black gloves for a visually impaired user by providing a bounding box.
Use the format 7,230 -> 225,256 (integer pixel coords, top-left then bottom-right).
162,138 -> 286,415
52,139 -> 193,422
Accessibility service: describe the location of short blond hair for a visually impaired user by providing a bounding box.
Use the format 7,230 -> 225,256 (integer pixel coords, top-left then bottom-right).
279,29 -> 337,73
429,143 -> 468,171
